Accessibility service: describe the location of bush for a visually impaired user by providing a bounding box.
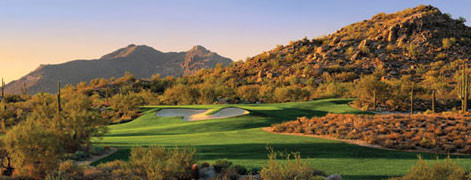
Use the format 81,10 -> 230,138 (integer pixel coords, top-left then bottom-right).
213,159 -> 233,173
73,151 -> 90,161
90,146 -> 106,156
199,162 -> 210,168
260,147 -> 322,180
236,85 -> 260,103
390,156 -> 466,180
248,167 -> 262,175
231,164 -> 248,175
54,160 -> 83,179
271,113 -> 471,154
129,146 -> 197,180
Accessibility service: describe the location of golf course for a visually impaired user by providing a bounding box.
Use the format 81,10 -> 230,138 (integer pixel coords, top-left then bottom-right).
93,99 -> 471,180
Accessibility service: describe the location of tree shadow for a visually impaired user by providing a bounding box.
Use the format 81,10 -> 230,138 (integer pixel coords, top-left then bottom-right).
93,142 -> 471,166
342,175 -> 396,180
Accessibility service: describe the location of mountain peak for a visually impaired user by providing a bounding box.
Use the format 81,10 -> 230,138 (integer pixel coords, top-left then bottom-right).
100,44 -> 160,60
189,45 -> 209,53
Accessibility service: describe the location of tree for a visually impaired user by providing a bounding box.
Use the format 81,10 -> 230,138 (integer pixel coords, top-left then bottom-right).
57,93 -> 108,151
162,85 -> 197,105
4,119 -> 63,178
354,75 -> 389,110
27,93 -> 108,152
197,84 -> 217,104
236,85 -> 260,103
0,139 -> 13,176
107,92 -> 146,122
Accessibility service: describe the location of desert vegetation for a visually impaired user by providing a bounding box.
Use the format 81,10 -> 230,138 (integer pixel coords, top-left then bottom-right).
1,4 -> 471,180
272,113 -> 471,154
40,146 -> 333,180
390,156 -> 469,180
0,90 -> 108,178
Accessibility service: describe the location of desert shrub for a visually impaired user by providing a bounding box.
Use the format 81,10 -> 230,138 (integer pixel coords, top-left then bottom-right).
213,159 -> 233,173
260,147 -> 321,180
231,165 -> 248,175
96,160 -> 135,179
390,156 -> 466,180
129,146 -> 197,180
162,85 -> 198,105
199,162 -> 210,168
236,85 -> 260,103
248,167 -> 262,175
198,84 -> 217,104
436,52 -> 447,59
407,43 -> 419,57
73,151 -> 89,161
345,46 -> 355,58
443,37 -> 456,49
54,160 -> 83,179
354,74 -> 390,110
4,119 -> 63,179
273,86 -> 311,102
314,82 -> 351,98
90,146 -> 106,156
272,113 -> 471,154
107,92 -> 146,123
217,167 -> 239,180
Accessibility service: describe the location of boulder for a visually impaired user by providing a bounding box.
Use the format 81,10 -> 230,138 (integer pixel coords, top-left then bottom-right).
199,166 -> 217,179
326,174 -> 342,180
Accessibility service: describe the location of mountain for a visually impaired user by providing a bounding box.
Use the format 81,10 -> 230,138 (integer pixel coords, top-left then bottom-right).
5,44 -> 232,94
208,5 -> 470,85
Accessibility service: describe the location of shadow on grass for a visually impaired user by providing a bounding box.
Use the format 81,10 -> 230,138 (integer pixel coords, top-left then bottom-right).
93,142 -> 471,166
342,175 -> 396,180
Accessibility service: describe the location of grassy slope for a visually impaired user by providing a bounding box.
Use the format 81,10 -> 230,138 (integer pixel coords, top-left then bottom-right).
93,99 -> 471,180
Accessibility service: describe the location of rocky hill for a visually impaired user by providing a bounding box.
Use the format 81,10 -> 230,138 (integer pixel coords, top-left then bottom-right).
5,44 -> 232,94
222,5 -> 470,85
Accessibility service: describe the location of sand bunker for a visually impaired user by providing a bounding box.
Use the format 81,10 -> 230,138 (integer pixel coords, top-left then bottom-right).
156,108 -> 249,121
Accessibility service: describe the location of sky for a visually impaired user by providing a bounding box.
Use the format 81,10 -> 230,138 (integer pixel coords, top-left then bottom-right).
1,0 -> 470,83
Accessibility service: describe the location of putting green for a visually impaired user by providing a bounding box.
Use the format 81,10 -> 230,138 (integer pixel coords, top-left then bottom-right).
93,98 -> 471,180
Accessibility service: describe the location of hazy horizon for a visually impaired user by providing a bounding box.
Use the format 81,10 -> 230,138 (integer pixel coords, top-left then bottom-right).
1,0 -> 470,84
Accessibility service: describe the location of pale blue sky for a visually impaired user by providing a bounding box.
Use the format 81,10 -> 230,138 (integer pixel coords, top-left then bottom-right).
0,0 -> 470,83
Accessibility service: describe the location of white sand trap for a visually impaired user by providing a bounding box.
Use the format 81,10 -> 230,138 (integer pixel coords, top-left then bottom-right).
156,108 -> 249,121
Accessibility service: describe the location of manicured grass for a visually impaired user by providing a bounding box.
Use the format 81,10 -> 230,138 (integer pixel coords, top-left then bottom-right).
93,98 -> 471,180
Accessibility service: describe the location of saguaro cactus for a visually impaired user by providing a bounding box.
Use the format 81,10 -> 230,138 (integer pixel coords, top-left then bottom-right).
410,83 -> 414,115
22,82 -> 27,96
106,86 -> 110,105
1,78 -> 4,99
458,62 -> 469,113
373,90 -> 377,111
57,81 -> 61,113
432,90 -> 436,113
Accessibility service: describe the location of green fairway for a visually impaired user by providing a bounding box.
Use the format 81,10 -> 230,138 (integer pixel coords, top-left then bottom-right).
93,98 -> 471,180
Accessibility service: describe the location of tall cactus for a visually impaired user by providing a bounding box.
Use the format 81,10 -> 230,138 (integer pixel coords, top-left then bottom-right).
410,83 -> 414,115
465,63 -> 469,113
106,86 -> 110,105
458,62 -> 469,113
1,103 -> 5,132
57,81 -> 61,113
22,82 -> 27,96
432,90 -> 436,113
1,78 -> 4,99
373,89 -> 377,111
